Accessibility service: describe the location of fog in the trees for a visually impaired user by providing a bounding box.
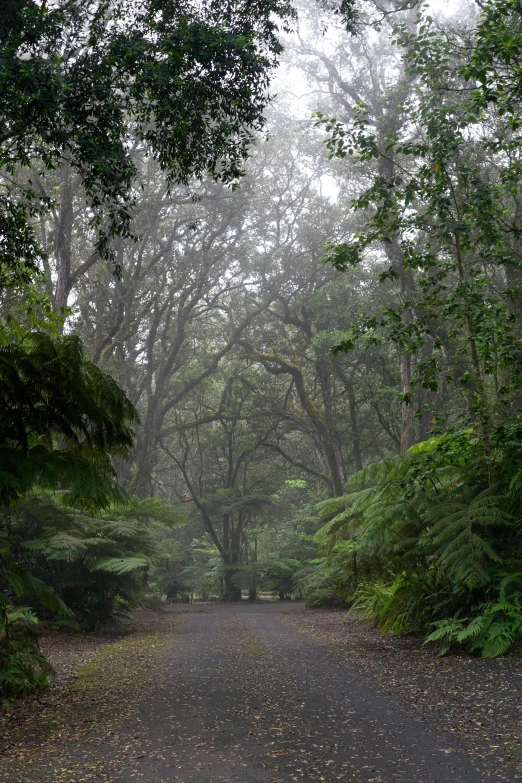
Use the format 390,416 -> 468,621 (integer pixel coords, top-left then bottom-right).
4,0 -> 522,722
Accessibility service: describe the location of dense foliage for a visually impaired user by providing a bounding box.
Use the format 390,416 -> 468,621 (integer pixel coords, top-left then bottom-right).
298,433 -> 522,656
296,0 -> 522,656
4,0 -> 522,702
0,321 -> 136,507
0,0 -> 292,287
0,0 -> 291,697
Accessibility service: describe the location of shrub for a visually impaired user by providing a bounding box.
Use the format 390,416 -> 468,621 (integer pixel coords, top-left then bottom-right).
0,605 -> 52,698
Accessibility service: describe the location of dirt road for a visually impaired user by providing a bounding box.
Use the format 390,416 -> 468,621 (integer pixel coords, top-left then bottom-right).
119,602 -> 500,783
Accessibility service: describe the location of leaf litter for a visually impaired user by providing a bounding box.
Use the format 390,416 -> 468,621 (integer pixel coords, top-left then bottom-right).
0,608 -> 180,783
1,603 -> 519,782
286,608 -> 522,780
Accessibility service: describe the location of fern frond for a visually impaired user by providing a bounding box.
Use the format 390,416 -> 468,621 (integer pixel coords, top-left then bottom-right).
90,556 -> 150,575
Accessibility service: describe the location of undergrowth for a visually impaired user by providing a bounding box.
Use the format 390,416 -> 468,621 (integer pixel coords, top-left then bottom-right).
296,432 -> 522,657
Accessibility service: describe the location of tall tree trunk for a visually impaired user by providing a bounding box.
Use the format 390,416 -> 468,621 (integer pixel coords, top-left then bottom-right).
335,365 -> 363,472
347,380 -> 363,471
129,394 -> 162,497
53,163 -> 74,314
397,234 -> 416,456
379,133 -> 416,456
248,533 -> 257,602
221,514 -> 242,601
316,357 -> 346,495
324,442 -> 346,497
400,350 -> 413,456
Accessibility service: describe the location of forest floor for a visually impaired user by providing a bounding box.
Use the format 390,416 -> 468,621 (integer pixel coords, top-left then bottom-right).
0,608 -> 180,781
288,608 -> 522,780
1,602 -> 521,782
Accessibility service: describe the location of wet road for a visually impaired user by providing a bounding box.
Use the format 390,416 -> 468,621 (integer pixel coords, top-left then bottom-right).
120,602 -> 498,783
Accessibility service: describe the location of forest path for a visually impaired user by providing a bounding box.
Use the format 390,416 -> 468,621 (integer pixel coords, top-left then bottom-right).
120,602 -> 499,783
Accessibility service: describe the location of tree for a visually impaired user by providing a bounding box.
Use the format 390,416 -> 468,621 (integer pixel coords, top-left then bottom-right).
7,495 -> 184,629
163,367 -> 277,600
0,316 -> 142,694
321,5 -> 522,451
0,0 -> 292,286
289,0 -> 422,452
293,0 -> 522,656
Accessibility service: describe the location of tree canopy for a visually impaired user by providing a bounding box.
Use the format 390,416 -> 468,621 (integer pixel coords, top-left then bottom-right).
0,0 -> 292,284
6,0 -> 522,701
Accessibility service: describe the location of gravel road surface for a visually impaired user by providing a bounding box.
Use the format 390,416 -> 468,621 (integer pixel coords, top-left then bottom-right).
119,602 -> 499,783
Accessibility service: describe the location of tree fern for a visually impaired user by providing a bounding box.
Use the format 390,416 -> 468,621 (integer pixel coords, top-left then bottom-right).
302,431 -> 522,656
0,323 -> 137,507
426,490 -> 511,589
90,556 -> 150,575
3,493 -> 184,631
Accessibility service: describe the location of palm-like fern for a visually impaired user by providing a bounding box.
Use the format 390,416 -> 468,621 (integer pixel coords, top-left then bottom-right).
301,433 -> 522,655
201,488 -> 274,517
426,573 -> 522,657
0,323 -> 137,508
9,494 -> 184,629
425,488 -> 511,589
0,319 -> 189,691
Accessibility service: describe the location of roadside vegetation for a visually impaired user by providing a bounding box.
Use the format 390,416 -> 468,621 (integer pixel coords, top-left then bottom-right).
3,0 -> 522,705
